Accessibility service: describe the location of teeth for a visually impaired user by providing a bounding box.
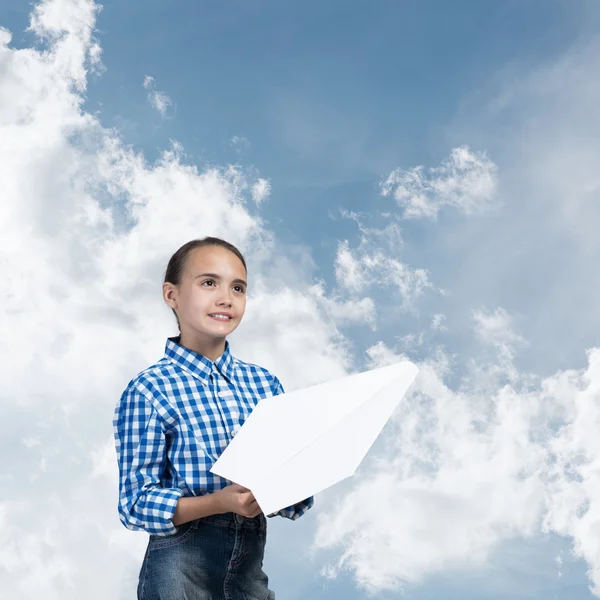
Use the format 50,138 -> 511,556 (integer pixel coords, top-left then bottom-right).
209,314 -> 231,320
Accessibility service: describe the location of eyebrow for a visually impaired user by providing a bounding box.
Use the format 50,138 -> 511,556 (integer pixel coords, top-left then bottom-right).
195,273 -> 247,287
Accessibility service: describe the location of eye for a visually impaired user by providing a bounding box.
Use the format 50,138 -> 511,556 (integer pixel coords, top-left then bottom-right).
202,279 -> 215,287
233,285 -> 246,293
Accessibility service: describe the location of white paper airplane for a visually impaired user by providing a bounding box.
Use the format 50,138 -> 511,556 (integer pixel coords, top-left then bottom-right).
210,360 -> 419,516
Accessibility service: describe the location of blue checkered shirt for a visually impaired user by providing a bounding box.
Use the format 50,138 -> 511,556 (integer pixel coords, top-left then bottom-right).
113,336 -> 314,535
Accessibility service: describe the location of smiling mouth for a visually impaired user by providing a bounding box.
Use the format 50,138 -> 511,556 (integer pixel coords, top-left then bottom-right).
208,313 -> 233,321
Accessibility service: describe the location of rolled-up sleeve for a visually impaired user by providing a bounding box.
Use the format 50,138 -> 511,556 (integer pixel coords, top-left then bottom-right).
270,496 -> 315,520
267,374 -> 315,521
113,385 -> 182,535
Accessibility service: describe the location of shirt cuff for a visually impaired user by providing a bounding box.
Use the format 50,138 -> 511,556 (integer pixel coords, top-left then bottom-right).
267,496 -> 314,520
140,487 -> 183,535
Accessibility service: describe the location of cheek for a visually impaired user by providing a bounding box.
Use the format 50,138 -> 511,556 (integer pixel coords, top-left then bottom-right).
183,289 -> 207,312
237,296 -> 247,311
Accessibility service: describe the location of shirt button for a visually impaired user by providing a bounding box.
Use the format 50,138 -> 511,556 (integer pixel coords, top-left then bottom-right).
230,424 -> 241,437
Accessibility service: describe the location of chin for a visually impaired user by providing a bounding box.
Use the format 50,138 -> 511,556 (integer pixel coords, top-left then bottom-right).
202,319 -> 237,333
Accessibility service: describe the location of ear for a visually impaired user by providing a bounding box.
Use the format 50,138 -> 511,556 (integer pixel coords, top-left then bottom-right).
162,282 -> 179,310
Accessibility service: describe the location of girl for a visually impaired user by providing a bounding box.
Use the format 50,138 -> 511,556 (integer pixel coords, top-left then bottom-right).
113,237 -> 314,600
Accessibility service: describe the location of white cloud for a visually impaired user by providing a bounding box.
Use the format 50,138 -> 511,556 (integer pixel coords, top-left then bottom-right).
431,313 -> 447,332
339,208 -> 404,250
251,177 -> 271,205
315,28 -> 600,596
434,35 -> 600,382
314,314 -> 600,596
308,281 -> 377,331
334,239 -> 433,310
143,74 -> 173,117
365,340 -> 409,368
333,209 -> 434,311
232,283 -> 353,391
468,307 -> 531,389
231,135 -> 250,151
3,1 -> 600,599
334,239 -> 367,293
381,146 -> 499,220
0,2 -> 353,597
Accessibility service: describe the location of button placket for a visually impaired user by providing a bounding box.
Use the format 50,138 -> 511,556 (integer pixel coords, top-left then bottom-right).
214,369 -> 240,437
209,370 -> 230,432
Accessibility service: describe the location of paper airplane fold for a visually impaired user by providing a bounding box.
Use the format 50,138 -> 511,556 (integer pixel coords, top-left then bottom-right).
210,360 -> 419,516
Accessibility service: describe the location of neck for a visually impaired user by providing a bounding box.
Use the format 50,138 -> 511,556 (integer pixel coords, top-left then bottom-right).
178,331 -> 226,362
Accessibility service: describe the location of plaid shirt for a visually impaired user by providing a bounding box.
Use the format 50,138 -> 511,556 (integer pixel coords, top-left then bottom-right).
113,336 -> 314,535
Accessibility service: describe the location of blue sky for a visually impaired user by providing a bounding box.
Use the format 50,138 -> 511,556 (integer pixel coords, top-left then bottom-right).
77,0 -> 600,378
1,0 -> 600,598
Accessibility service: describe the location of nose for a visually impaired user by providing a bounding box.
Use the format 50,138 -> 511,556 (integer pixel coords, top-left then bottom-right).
216,287 -> 233,307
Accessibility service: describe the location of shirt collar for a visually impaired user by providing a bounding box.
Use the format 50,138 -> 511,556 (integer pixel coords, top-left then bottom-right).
164,336 -> 236,384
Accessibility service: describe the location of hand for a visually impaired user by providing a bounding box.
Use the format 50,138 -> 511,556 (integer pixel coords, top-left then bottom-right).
214,483 -> 263,518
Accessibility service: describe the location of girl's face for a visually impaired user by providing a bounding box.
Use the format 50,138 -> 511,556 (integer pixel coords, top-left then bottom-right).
167,245 -> 247,341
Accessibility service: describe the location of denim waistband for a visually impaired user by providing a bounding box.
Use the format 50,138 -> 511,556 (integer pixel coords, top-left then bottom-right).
190,511 -> 266,531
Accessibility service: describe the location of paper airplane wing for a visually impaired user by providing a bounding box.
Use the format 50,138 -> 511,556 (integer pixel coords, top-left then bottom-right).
210,360 -> 416,487
248,361 -> 419,515
210,361 -> 418,514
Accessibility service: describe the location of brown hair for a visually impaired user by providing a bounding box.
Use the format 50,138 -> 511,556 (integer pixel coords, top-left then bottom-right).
164,237 -> 247,331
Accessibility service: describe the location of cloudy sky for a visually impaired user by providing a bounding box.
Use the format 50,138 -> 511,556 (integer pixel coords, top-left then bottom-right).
1,0 -> 600,598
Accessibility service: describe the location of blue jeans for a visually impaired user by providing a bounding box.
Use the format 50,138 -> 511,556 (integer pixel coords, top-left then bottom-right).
137,512 -> 275,600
